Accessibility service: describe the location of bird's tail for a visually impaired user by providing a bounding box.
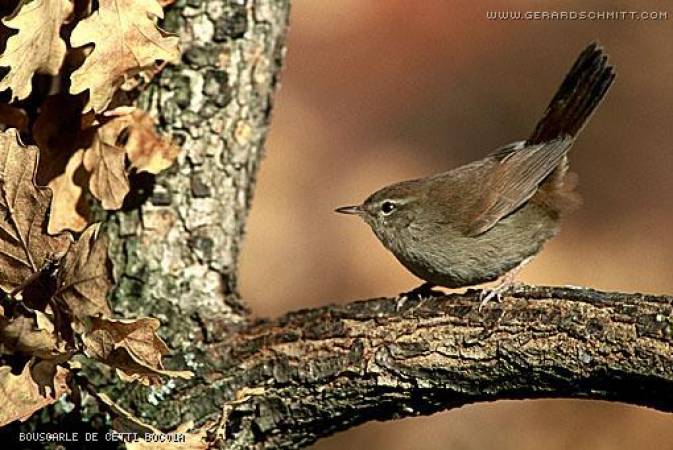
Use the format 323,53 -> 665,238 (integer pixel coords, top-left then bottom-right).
527,42 -> 615,145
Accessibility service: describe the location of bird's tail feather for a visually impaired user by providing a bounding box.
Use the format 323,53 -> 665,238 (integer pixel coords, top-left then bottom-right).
527,42 -> 615,145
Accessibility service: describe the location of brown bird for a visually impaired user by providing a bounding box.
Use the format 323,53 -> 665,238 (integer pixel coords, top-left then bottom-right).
336,43 -> 615,306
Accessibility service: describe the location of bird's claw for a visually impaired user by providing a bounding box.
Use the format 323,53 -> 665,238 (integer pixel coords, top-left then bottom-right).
478,281 -> 523,311
478,287 -> 504,312
396,283 -> 441,311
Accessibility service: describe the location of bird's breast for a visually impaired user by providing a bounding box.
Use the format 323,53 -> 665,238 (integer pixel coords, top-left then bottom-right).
381,203 -> 560,288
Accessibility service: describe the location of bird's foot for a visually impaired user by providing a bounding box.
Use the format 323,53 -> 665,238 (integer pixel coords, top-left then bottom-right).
478,284 -> 505,311
478,279 -> 522,312
478,257 -> 533,311
396,282 -> 442,311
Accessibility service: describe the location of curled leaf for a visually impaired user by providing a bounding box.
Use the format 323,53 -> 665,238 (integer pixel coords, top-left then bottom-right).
0,360 -> 69,427
0,0 -> 73,101
83,119 -> 130,210
69,0 -> 180,113
96,391 -> 160,434
0,310 -> 60,358
96,393 -> 207,450
33,93 -> 92,234
45,149 -> 90,234
83,317 -> 193,385
82,120 -> 130,210
125,110 -> 180,175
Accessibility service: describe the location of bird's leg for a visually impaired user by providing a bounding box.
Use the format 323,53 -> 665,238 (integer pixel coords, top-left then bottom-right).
396,282 -> 443,311
478,257 -> 533,311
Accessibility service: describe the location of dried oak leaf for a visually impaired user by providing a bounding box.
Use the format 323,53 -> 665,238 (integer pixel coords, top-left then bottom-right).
0,309 -> 61,358
0,129 -> 72,294
83,316 -> 193,385
0,0 -> 73,101
95,391 -> 160,434
97,392 -> 207,449
0,360 -> 69,427
125,110 -> 179,174
69,0 -> 179,113
34,93 -> 92,234
83,119 -> 130,210
54,223 -> 113,323
43,148 -> 89,234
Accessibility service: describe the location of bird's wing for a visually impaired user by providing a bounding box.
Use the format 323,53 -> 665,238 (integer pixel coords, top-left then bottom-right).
465,137 -> 573,236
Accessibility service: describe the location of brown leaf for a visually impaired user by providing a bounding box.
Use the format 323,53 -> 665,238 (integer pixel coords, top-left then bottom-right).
45,149 -> 90,234
0,360 -> 69,427
119,62 -> 166,93
69,0 -> 179,113
82,119 -> 130,210
54,223 -> 113,322
0,309 -> 60,358
33,93 -> 92,234
96,393 -> 207,450
0,129 -> 72,294
95,391 -> 160,434
91,317 -> 168,366
83,317 -> 192,385
80,110 -> 178,211
125,110 -> 179,174
0,0 -> 73,101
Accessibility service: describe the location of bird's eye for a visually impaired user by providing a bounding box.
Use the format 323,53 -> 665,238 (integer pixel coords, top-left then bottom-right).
381,201 -> 396,215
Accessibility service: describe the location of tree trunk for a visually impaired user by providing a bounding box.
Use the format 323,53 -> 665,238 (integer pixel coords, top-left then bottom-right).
108,0 -> 290,339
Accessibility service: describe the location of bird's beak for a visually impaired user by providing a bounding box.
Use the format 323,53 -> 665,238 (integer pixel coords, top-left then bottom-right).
335,205 -> 363,215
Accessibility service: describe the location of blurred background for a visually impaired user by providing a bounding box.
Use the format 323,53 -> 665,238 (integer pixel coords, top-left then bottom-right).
239,0 -> 673,449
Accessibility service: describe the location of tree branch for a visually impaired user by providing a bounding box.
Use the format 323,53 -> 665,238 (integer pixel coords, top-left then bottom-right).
195,286 -> 673,449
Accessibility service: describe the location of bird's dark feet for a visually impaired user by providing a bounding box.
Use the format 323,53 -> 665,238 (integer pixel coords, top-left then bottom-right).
396,283 -> 443,311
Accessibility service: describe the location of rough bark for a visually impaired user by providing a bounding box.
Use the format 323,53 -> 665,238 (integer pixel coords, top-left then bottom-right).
192,286 -> 673,449
106,0 -> 290,348
13,1 -> 670,449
